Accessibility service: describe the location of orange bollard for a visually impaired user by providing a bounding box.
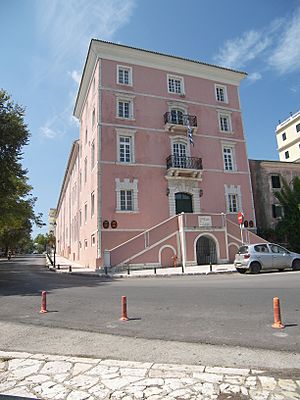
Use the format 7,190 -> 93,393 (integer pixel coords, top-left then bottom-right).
120,296 -> 129,321
40,291 -> 48,314
272,297 -> 284,329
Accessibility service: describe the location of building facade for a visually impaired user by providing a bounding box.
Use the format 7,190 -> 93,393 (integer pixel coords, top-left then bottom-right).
276,110 -> 300,162
249,159 -> 300,231
55,40 -> 261,270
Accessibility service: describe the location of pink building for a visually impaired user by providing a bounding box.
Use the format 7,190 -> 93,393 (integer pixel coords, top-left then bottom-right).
55,39 -> 260,270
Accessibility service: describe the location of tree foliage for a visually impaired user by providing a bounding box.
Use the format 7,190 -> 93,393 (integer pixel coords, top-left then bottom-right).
274,176 -> 300,252
0,89 -> 43,251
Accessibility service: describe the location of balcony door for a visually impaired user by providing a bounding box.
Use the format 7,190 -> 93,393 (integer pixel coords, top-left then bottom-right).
173,142 -> 187,168
175,192 -> 193,214
171,109 -> 184,125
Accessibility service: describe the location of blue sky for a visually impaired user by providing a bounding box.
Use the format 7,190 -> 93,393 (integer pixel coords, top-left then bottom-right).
1,0 -> 300,237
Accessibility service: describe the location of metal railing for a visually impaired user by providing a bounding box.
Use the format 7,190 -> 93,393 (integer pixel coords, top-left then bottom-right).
164,112 -> 197,127
166,155 -> 203,170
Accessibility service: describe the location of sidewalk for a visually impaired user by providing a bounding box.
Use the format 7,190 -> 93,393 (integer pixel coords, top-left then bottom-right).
0,350 -> 299,400
46,254 -> 236,278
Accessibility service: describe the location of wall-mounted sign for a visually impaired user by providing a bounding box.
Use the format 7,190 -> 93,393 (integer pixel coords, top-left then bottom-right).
198,216 -> 212,227
103,220 -> 109,229
111,220 -> 118,229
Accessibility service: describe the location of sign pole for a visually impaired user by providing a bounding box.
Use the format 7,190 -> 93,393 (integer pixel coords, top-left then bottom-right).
237,212 -> 244,245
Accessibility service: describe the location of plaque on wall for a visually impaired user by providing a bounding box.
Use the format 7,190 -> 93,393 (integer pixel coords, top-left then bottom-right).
198,216 -> 212,227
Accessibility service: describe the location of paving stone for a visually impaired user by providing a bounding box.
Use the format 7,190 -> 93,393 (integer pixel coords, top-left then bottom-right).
168,387 -> 194,399
258,376 -> 277,390
40,361 -> 73,375
64,375 -> 99,390
192,372 -> 223,383
149,368 -> 190,378
224,375 -> 245,385
86,364 -> 119,376
241,386 -> 249,396
282,392 -> 300,400
31,354 -> 69,362
0,360 -> 6,371
88,383 -> 110,398
100,359 -> 152,369
221,384 -> 241,394
296,380 -> 300,387
153,363 -> 205,373
278,378 -> 297,391
201,382 -> 219,396
53,373 -> 72,383
269,394 -> 285,400
72,363 -> 94,376
143,386 -> 164,397
110,390 -> 128,399
249,389 -> 270,400
0,379 -> 19,392
120,367 -> 148,377
7,358 -> 43,379
23,374 -> 50,384
125,386 -> 145,399
1,384 -> 37,398
245,376 -> 258,387
132,378 -> 164,386
102,376 -> 141,390
34,381 -> 70,399
66,390 -> 91,400
66,356 -> 101,364
0,351 -> 31,359
205,366 -> 250,376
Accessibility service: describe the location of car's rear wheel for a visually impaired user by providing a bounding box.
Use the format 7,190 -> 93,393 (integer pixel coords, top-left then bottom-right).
250,262 -> 261,274
237,268 -> 247,274
292,259 -> 300,271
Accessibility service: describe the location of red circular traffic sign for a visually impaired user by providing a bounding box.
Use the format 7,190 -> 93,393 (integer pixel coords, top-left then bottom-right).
237,212 -> 244,225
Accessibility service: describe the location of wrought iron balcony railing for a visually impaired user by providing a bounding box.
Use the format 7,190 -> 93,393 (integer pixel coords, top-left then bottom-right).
166,155 -> 203,170
164,112 -> 197,127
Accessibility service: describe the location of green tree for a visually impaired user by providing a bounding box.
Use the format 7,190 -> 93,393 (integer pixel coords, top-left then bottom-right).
274,176 -> 300,252
0,89 -> 43,252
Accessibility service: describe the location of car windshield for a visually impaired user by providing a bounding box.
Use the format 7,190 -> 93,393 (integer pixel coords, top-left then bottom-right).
237,246 -> 248,254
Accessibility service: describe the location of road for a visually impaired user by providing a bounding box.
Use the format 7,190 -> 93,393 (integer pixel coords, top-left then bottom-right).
0,255 -> 299,355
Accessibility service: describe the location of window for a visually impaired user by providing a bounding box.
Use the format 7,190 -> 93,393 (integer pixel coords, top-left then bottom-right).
170,109 -> 184,125
272,204 -> 284,219
91,192 -> 95,217
84,203 -> 87,223
91,140 -> 95,169
270,244 -> 287,254
92,77 -> 95,92
84,157 -> 87,183
223,147 -> 234,171
117,65 -> 132,85
271,175 -> 281,189
85,129 -> 88,144
79,171 -> 82,192
225,184 -> 241,213
115,178 -> 138,212
282,132 -> 286,141
215,84 -> 228,103
173,141 -> 187,168
84,239 -> 88,249
79,210 -> 82,226
119,136 -> 132,163
168,75 -> 184,94
296,123 -> 300,132
228,194 -> 238,213
120,190 -> 133,211
219,113 -> 231,132
285,150 -> 290,159
254,244 -> 269,253
91,234 -> 96,246
117,100 -> 132,119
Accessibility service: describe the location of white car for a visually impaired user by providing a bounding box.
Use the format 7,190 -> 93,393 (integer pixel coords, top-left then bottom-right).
234,243 -> 300,274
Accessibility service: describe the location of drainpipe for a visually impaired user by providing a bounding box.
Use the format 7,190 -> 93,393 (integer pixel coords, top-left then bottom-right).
178,212 -> 186,271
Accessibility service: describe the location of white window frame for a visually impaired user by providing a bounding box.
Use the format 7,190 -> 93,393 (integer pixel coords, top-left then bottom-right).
117,65 -> 133,86
222,142 -> 236,172
218,111 -> 232,133
91,234 -> 96,246
92,107 -> 95,128
115,178 -> 139,213
84,203 -> 87,224
84,157 -> 87,183
91,192 -> 95,217
116,95 -> 134,120
167,74 -> 184,95
224,184 -> 242,214
117,129 -> 135,164
91,140 -> 95,170
215,84 -> 228,103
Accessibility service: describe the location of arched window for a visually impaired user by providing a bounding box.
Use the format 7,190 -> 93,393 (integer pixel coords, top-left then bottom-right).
173,141 -> 187,168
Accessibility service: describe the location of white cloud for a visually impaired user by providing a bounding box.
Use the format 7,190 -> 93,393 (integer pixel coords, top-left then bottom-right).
268,8 -> 300,74
247,72 -> 262,83
36,0 -> 136,65
214,30 -> 271,70
40,125 -> 59,139
68,70 -> 81,85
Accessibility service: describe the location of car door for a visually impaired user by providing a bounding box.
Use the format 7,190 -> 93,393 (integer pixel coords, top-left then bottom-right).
254,244 -> 272,269
270,244 -> 290,269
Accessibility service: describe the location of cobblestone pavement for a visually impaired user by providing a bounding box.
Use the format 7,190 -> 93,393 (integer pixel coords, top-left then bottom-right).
0,351 -> 299,400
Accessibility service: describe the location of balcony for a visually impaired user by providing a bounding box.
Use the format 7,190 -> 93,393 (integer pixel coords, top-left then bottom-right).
166,155 -> 203,180
164,112 -> 198,133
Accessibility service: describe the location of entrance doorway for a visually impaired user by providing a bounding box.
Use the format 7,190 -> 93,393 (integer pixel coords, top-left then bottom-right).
175,192 -> 193,214
196,236 -> 217,265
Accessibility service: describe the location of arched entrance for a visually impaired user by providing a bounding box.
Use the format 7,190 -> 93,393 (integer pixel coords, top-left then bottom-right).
196,236 -> 217,265
175,192 -> 193,214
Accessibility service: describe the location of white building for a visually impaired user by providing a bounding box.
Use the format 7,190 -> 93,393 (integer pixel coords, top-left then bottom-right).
276,110 -> 300,162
